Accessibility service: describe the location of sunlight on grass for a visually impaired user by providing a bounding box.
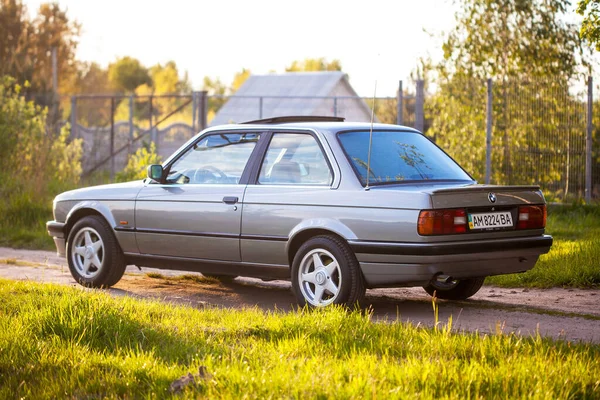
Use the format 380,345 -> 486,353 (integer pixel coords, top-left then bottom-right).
488,205 -> 600,288
146,272 -> 219,285
0,279 -> 599,399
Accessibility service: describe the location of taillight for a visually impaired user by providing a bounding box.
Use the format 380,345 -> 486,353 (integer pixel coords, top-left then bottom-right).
517,205 -> 546,230
418,209 -> 467,235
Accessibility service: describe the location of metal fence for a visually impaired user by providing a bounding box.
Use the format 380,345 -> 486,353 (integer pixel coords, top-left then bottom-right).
423,77 -> 594,202
41,77 -> 597,202
68,90 -> 419,179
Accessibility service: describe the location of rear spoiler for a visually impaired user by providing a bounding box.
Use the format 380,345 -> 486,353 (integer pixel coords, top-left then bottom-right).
431,185 -> 541,194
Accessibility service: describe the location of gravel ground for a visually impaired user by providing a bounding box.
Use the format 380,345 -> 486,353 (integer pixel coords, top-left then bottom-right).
1,246 -> 599,343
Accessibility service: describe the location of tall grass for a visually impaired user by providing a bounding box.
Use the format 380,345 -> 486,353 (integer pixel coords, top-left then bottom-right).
488,205 -> 600,288
0,279 -> 599,399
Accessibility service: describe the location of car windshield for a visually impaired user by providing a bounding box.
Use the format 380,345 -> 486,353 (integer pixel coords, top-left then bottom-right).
337,130 -> 472,185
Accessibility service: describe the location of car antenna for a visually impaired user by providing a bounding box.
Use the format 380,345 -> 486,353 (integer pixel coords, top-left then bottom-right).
365,80 -> 377,191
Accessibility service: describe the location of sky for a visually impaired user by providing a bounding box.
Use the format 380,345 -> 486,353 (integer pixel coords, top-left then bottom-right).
20,0 -> 581,97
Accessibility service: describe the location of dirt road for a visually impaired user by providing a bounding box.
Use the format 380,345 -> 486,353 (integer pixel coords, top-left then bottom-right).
1,247 -> 599,343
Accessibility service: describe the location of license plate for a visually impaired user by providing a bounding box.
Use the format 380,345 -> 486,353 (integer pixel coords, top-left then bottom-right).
468,211 -> 513,230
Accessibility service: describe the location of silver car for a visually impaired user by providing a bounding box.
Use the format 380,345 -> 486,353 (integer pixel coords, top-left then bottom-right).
47,116 -> 553,307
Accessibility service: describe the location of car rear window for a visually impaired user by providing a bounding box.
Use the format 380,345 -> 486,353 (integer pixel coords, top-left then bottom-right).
337,130 -> 472,185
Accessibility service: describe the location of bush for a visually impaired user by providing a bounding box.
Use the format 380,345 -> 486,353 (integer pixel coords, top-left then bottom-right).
0,76 -> 83,249
116,141 -> 162,182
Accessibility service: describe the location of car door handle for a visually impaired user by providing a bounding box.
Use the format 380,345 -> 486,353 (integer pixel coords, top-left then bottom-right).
223,196 -> 239,205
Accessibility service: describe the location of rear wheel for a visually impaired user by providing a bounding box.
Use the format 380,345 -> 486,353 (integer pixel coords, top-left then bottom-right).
67,215 -> 126,288
291,235 -> 365,307
423,277 -> 485,300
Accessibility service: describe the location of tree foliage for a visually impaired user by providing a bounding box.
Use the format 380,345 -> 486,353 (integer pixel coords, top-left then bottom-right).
285,58 -> 342,72
108,56 -> 151,94
231,68 -> 251,92
426,0 -> 586,198
439,0 -> 583,81
0,0 -> 80,95
577,0 -> 600,50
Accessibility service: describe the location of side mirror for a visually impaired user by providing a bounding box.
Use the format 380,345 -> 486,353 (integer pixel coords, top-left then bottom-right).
147,164 -> 163,181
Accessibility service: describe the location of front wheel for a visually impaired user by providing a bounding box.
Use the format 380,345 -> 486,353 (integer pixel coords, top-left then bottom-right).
291,235 -> 365,307
67,215 -> 126,288
423,277 -> 485,300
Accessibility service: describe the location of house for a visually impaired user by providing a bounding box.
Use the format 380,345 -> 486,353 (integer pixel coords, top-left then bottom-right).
210,71 -> 374,126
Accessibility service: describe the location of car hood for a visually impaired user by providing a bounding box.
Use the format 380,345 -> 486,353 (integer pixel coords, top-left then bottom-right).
54,180 -> 146,202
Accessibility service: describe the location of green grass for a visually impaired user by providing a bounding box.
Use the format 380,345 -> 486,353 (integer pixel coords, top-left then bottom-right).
0,190 -> 55,250
0,279 -> 599,399
488,205 -> 600,288
0,172 -> 112,251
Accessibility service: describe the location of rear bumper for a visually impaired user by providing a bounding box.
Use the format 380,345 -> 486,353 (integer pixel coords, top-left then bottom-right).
349,235 -> 553,257
349,235 -> 553,288
46,221 -> 66,257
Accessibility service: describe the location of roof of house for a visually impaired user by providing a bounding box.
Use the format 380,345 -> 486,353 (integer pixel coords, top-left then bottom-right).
209,72 -> 366,126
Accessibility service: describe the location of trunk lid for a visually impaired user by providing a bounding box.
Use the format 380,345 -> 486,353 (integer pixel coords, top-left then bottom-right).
429,184 -> 545,209
427,184 -> 546,236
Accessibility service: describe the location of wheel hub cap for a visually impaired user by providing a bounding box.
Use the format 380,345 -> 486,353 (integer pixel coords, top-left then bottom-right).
315,271 -> 327,285
84,246 -> 94,259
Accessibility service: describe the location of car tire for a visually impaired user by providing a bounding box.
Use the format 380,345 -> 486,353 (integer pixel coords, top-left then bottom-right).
66,215 -> 126,288
423,277 -> 486,300
291,235 -> 365,307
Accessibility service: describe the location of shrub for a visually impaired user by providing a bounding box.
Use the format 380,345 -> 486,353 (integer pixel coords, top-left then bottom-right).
116,141 -> 162,182
0,75 -> 83,248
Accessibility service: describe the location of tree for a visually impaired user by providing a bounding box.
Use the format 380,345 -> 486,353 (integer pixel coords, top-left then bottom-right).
285,58 -> 342,72
0,0 -> 31,84
75,62 -> 110,94
231,68 -> 251,92
0,0 -> 80,95
108,56 -> 151,93
438,0 -> 582,81
426,0 -> 587,198
577,0 -> 600,50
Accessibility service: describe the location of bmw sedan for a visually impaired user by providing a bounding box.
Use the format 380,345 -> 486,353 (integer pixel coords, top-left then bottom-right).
47,116 -> 553,307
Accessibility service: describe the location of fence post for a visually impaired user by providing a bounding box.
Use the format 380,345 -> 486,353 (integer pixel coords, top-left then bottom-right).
149,95 -> 154,144
333,97 -> 338,117
128,95 -> 134,155
397,80 -> 403,125
415,80 -> 424,132
191,92 -> 197,132
486,78 -> 493,185
259,97 -> 263,119
110,97 -> 115,182
70,96 -> 77,138
199,91 -> 208,130
586,76 -> 593,203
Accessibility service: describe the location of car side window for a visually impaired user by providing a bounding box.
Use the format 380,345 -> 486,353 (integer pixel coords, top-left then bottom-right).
258,133 -> 332,185
166,133 -> 260,184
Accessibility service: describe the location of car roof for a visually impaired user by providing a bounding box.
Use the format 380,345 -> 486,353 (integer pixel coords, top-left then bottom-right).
205,118 -> 421,135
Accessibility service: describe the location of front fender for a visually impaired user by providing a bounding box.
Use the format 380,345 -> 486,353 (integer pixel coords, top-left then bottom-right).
65,201 -> 118,232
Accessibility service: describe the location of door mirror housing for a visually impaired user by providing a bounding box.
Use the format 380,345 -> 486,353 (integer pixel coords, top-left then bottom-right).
147,164 -> 163,181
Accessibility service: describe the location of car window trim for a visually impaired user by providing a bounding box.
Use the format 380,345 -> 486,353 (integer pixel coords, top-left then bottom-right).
160,129 -> 267,185
247,130 -> 335,186
335,129 -> 475,187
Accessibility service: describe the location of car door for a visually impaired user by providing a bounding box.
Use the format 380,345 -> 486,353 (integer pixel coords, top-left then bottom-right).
241,131 -> 336,265
135,131 -> 261,261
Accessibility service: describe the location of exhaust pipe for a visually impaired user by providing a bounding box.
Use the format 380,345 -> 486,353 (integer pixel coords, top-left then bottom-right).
436,274 -> 453,284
